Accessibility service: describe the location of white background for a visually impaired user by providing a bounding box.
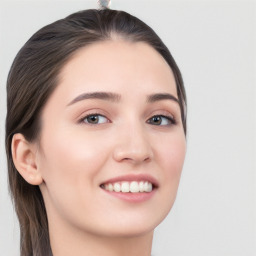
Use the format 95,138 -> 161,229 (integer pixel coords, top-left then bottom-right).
0,0 -> 255,255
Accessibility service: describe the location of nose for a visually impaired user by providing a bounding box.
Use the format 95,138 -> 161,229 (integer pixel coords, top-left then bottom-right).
112,124 -> 154,165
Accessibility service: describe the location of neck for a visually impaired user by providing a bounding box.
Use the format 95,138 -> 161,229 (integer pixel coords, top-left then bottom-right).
50,227 -> 153,256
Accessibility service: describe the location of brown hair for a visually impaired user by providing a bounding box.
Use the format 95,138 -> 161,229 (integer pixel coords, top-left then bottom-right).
5,8 -> 186,256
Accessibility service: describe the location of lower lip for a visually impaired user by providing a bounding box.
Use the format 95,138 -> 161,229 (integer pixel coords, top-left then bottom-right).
101,188 -> 156,203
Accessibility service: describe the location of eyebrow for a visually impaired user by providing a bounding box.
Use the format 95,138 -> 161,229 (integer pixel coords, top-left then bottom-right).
67,92 -> 121,106
67,91 -> 180,106
147,93 -> 179,104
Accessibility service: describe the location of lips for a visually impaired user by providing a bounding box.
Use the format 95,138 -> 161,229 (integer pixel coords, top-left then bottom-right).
100,174 -> 158,194
102,180 -> 153,193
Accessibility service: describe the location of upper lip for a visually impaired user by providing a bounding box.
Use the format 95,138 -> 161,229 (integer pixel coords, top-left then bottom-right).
100,174 -> 159,188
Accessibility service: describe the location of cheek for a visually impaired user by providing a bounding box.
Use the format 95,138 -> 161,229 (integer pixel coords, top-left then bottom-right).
37,130 -> 112,225
145,132 -> 186,224
157,132 -> 186,190
37,129 -> 112,201
40,128 -> 109,173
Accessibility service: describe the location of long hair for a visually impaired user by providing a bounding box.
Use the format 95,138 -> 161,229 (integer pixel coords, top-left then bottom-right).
5,8 -> 186,256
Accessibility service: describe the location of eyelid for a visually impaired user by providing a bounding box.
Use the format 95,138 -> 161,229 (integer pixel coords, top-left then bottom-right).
78,111 -> 111,125
76,108 -> 178,126
147,114 -> 176,126
147,109 -> 176,120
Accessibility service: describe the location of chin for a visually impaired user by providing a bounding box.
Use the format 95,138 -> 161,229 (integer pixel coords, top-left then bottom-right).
93,208 -> 172,238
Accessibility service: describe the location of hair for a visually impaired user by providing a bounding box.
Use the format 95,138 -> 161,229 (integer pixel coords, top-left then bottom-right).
5,8 -> 186,256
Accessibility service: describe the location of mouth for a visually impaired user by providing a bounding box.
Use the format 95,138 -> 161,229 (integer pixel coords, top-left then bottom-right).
100,180 -> 155,193
99,174 -> 158,202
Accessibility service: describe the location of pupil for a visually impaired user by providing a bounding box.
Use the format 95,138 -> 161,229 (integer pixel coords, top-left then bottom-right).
153,116 -> 161,124
89,115 -> 98,123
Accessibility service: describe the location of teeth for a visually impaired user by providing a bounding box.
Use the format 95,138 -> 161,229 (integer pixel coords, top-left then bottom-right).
148,183 -> 152,192
108,183 -> 114,192
103,181 -> 153,193
130,181 -> 139,193
121,182 -> 130,193
145,182 -> 152,192
143,181 -> 153,192
139,181 -> 144,192
113,183 -> 121,192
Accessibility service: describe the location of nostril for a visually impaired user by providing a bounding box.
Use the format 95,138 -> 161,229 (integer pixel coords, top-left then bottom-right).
144,157 -> 151,162
112,136 -> 153,164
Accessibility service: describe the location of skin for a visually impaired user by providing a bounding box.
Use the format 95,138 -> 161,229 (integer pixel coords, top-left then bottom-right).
12,39 -> 186,256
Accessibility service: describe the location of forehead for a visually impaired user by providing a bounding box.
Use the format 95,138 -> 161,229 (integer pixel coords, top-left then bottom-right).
55,40 -> 177,101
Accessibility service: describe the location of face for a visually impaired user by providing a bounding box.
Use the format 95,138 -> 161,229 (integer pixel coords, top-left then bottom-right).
37,40 -> 186,238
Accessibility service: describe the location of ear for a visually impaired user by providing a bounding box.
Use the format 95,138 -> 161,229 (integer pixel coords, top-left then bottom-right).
11,133 -> 43,185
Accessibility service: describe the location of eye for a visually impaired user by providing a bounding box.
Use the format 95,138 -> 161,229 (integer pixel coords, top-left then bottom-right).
147,115 -> 175,126
82,114 -> 109,124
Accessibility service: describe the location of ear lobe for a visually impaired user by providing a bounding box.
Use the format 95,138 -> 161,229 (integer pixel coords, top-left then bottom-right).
12,133 -> 43,185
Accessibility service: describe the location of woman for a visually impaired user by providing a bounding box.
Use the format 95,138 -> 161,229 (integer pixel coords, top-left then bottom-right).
5,7 -> 186,256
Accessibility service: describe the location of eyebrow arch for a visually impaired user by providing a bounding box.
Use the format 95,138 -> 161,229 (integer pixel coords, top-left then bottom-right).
147,93 -> 180,104
67,92 -> 121,106
67,91 -> 180,107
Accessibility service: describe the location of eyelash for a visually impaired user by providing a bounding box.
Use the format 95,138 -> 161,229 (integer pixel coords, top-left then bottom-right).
79,113 -> 176,126
147,115 -> 176,126
78,113 -> 109,125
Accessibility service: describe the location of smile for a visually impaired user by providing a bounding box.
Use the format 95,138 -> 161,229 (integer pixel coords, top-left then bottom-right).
100,174 -> 158,202
101,181 -> 153,193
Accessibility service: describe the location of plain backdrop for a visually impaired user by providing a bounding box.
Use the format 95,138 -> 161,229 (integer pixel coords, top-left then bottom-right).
0,0 -> 255,255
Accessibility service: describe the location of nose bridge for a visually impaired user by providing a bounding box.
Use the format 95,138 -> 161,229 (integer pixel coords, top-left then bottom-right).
113,116 -> 153,163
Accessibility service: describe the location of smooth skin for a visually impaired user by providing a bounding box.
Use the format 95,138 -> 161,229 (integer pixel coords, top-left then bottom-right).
12,39 -> 186,256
